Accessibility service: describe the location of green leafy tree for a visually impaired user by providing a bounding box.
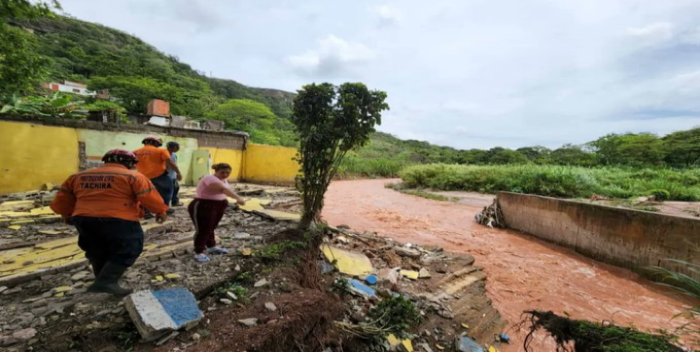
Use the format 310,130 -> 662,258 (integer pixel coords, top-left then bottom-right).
590,133 -> 664,167
482,147 -> 529,164
207,99 -> 278,131
0,0 -> 60,99
662,127 -> 700,168
550,144 -> 597,166
292,82 -> 389,229
517,146 -> 552,164
88,75 -> 184,114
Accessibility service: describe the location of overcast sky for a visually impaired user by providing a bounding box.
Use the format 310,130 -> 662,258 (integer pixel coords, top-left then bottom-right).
60,0 -> 700,149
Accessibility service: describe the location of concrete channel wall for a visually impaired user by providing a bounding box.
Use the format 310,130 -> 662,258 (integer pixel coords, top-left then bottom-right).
497,192 -> 700,280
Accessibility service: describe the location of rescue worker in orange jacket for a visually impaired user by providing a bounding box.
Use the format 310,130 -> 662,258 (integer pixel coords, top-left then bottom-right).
133,137 -> 181,214
50,149 -> 169,296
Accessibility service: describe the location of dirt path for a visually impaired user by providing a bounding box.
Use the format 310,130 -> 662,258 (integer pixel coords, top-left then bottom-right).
323,179 -> 694,351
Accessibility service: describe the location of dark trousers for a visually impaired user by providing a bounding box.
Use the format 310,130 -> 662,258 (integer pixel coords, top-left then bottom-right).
171,179 -> 180,206
73,216 -> 144,269
188,199 -> 228,254
150,172 -> 172,207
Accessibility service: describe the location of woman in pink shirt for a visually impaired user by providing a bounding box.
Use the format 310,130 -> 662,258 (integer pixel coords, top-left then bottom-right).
188,163 -> 245,262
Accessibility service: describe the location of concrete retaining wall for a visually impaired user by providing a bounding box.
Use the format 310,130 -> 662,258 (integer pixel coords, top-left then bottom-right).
498,192 -> 700,280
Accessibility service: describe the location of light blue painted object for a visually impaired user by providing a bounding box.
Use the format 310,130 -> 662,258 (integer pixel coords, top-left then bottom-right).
365,275 -> 378,285
151,287 -> 203,327
348,279 -> 377,298
457,336 -> 484,352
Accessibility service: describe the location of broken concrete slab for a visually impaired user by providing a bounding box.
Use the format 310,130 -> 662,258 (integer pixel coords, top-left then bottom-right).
419,268 -> 432,279
394,246 -> 422,259
320,244 -> 373,276
124,287 -> 203,341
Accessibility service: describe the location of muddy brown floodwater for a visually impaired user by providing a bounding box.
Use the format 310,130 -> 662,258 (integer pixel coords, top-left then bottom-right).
323,179 -> 696,352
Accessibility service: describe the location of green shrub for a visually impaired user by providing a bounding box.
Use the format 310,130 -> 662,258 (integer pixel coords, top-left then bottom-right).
399,164 -> 700,201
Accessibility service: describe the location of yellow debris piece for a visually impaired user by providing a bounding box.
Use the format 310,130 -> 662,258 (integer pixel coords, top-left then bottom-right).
42,182 -> 54,190
0,237 -> 83,278
155,275 -> 164,281
387,334 -> 400,348
10,220 -> 35,225
8,225 -> 21,230
55,292 -> 65,298
400,270 -> 419,280
164,273 -> 181,279
401,339 -> 414,352
489,346 -> 499,352
29,206 -> 54,215
238,198 -> 272,212
142,221 -> 173,231
53,286 -> 72,293
241,248 -> 252,256
461,323 -> 470,329
320,244 -> 373,276
0,200 -> 34,211
35,237 -> 77,250
436,344 -> 445,350
0,211 -> 33,218
255,209 -> 301,221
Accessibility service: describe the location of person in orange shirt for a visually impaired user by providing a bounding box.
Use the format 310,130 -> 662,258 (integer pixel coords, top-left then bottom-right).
50,149 -> 169,296
133,137 -> 181,213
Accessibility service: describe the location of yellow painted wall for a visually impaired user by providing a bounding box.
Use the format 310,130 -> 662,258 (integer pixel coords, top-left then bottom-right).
200,147 -> 244,180
0,121 -> 79,193
243,143 -> 299,184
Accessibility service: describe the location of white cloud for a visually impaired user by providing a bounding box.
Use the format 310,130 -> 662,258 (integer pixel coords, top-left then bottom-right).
286,35 -> 375,77
57,0 -> 700,149
372,5 -> 401,27
625,22 -> 674,44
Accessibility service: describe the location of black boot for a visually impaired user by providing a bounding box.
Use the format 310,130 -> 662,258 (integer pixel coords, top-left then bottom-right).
90,260 -> 106,278
87,262 -> 133,296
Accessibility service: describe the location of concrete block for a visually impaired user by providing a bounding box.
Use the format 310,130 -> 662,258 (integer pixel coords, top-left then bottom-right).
125,287 -> 203,341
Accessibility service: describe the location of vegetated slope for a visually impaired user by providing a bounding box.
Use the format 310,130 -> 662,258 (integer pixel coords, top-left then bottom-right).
17,15 -> 295,118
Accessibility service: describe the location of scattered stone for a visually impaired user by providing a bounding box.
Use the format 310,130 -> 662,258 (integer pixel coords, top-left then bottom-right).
394,247 -> 421,259
192,332 -> 201,341
0,286 -> 7,293
382,251 -> 403,268
125,288 -> 204,341
417,342 -> 434,352
419,268 -> 432,279
377,268 -> 399,285
226,292 -> 238,301
52,286 -> 72,294
438,309 -> 455,319
264,302 -> 277,311
254,279 -> 269,288
219,298 -> 233,305
233,232 -> 251,239
155,331 -> 179,346
318,260 -> 335,275
3,287 -> 22,295
234,265 -> 241,271
12,328 -> 37,341
71,271 -> 91,281
238,318 -> 258,327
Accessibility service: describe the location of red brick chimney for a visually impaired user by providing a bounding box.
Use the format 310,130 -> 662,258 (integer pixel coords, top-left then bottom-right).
147,99 -> 170,116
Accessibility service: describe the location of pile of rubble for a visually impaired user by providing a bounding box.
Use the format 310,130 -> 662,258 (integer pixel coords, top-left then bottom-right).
0,184 -> 509,352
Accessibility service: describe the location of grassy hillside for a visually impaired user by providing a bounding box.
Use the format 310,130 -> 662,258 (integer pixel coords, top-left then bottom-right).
10,16 -> 296,143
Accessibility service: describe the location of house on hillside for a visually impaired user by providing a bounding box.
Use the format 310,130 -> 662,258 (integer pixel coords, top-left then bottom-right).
43,80 -> 98,97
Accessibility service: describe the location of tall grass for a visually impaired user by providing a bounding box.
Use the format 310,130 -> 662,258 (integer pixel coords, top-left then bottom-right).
399,164 -> 700,201
337,155 -> 409,178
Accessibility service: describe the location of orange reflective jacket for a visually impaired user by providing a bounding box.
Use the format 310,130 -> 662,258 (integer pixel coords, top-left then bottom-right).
50,163 -> 169,221
133,145 -> 170,179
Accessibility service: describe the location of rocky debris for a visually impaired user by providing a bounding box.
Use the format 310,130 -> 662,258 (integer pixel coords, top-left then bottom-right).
124,287 -> 203,341
219,298 -> 233,305
238,318 -> 258,327
475,198 -> 505,228
254,278 -> 269,287
264,302 -> 277,311
395,246 -> 422,259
